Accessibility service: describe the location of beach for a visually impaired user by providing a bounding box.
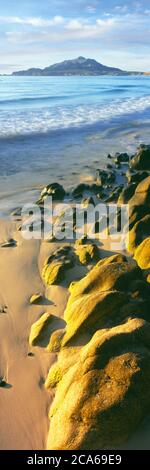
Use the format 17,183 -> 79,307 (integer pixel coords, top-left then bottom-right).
0,77 -> 150,450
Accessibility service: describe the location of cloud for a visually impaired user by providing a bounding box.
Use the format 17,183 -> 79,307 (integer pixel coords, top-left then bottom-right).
86,5 -> 97,14
0,15 -> 65,27
66,19 -> 83,30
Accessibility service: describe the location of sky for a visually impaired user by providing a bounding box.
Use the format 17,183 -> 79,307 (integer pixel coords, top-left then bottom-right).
0,0 -> 150,73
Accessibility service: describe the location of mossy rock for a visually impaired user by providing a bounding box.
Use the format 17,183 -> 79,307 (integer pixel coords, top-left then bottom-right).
47,329 -> 65,353
42,246 -> 74,285
134,238 -> 150,270
129,204 -> 149,230
68,256 -> 140,303
29,312 -> 54,346
127,214 -> 150,255
75,241 -> 100,265
62,290 -> 126,346
45,364 -> 63,389
47,317 -> 150,450
135,176 -> 150,194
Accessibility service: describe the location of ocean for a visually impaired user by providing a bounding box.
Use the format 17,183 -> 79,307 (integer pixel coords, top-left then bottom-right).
0,75 -> 150,214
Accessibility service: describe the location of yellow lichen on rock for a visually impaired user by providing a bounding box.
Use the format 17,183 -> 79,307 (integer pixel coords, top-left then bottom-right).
45,363 -> 63,389
47,329 -> 65,353
126,215 -> 150,255
29,312 -> 53,346
134,237 -> 150,270
75,238 -> 100,265
47,316 -> 150,450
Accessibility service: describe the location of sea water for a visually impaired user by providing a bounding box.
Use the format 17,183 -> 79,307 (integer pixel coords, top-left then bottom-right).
0,75 -> 150,212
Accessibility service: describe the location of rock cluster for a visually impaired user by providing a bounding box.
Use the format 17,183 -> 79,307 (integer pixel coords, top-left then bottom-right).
28,144 -> 150,450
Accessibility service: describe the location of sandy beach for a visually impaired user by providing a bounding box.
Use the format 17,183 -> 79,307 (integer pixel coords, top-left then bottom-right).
0,143 -> 150,450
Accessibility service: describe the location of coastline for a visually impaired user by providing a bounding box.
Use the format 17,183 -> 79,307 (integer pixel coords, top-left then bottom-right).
0,143 -> 150,449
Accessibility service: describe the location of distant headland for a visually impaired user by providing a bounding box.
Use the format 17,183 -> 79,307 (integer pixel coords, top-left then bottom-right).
11,56 -> 145,76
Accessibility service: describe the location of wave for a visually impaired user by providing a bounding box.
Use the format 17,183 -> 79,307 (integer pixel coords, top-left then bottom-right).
0,95 -> 150,138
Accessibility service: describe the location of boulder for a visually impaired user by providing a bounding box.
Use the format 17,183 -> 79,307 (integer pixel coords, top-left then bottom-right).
37,182 -> 65,204
29,312 -> 53,346
96,169 -> 116,185
72,184 -> 90,198
130,145 -> 150,171
47,329 -> 65,353
118,183 -> 136,204
127,171 -> 149,185
67,255 -> 140,304
134,238 -> 150,270
62,255 -> 141,345
135,175 -> 150,194
47,317 -> 150,450
75,239 -> 100,265
114,152 -> 129,164
42,246 -> 74,285
127,215 -> 150,255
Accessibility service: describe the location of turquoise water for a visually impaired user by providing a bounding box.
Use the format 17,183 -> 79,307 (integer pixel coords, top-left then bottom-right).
0,76 -> 150,136
0,75 -> 150,197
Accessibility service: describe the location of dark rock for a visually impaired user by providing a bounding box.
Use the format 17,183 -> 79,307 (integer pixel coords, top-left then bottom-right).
37,182 -> 65,204
72,183 -> 90,198
130,145 -> 150,171
114,152 -> 129,164
118,183 -> 137,204
126,170 -> 149,185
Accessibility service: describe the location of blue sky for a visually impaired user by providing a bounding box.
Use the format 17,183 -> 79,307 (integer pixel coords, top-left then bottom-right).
0,1 -> 150,73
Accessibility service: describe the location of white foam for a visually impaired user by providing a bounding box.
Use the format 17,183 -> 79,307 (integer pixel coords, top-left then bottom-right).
0,95 -> 150,138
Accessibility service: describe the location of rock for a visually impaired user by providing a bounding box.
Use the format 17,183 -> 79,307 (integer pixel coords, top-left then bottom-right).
81,196 -> 95,207
114,152 -> 129,164
40,182 -> 65,201
75,239 -> 100,265
129,204 -> 149,230
147,274 -> 150,283
0,377 -> 7,388
118,183 -> 136,204
47,329 -> 65,353
96,169 -> 116,186
135,175 -> 150,194
134,238 -> 150,270
126,170 -> 149,185
29,312 -> 53,346
62,290 -> 126,346
29,293 -> 43,305
62,256 -> 141,345
128,177 -> 150,229
47,317 -> 150,450
129,279 -> 150,299
130,145 -> 150,170
107,163 -> 113,169
72,184 -> 90,198
0,238 -> 16,248
68,255 -> 139,301
42,246 -> 74,286
127,215 -> 150,255
45,363 -> 63,389
0,305 -> 7,314
106,185 -> 123,203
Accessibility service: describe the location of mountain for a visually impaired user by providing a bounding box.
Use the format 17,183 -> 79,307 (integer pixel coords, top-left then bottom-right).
12,57 -> 142,76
